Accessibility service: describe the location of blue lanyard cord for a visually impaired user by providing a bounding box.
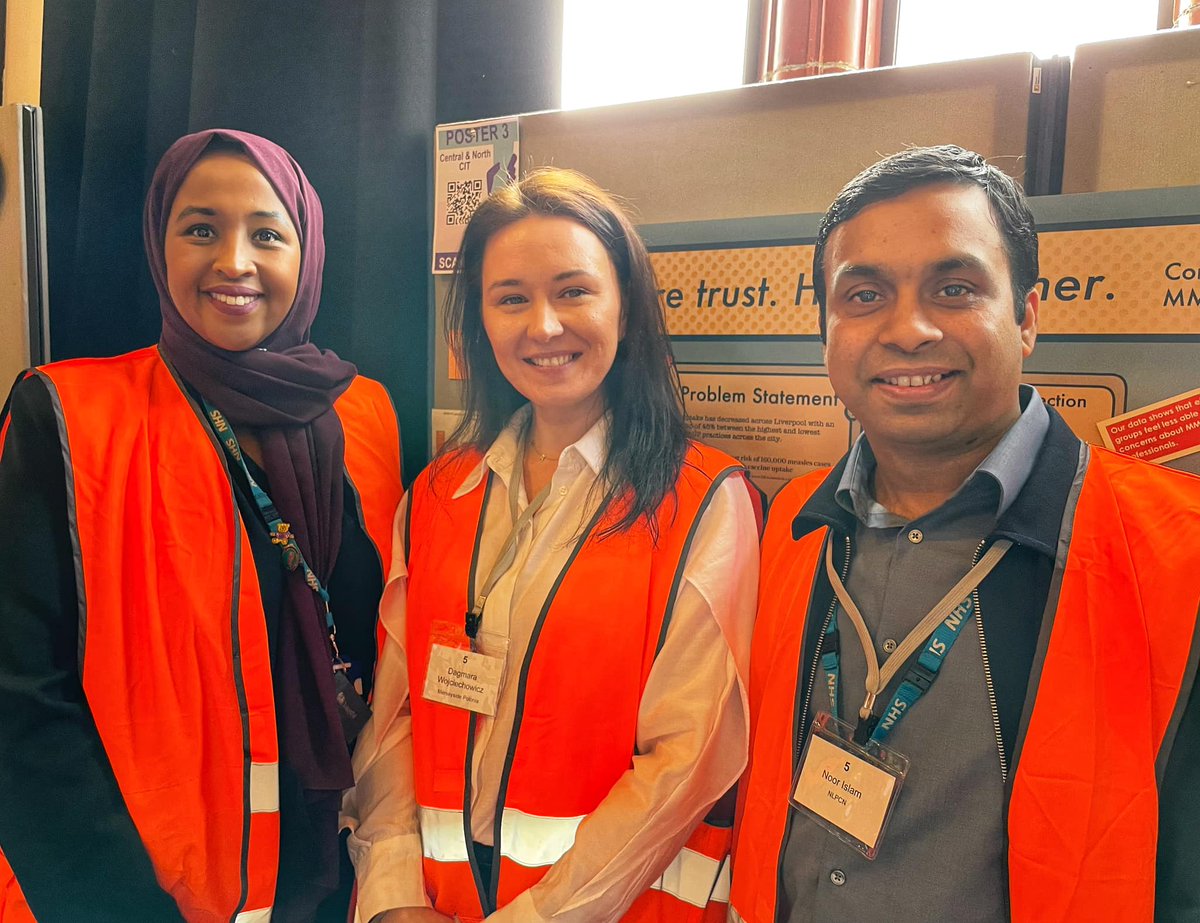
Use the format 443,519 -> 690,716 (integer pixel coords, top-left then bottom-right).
202,401 -> 342,661
820,594 -> 977,745
820,537 -> 1011,746
873,595 -> 974,744
820,618 -> 841,718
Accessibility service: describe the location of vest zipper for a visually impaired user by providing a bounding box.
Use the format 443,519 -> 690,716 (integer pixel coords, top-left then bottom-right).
794,533 -> 1007,781
175,374 -> 254,920
462,714 -> 492,914
797,533 -> 850,761
776,531 -> 849,923
486,496 -> 610,911
973,539 -> 1008,783
463,474 -> 495,915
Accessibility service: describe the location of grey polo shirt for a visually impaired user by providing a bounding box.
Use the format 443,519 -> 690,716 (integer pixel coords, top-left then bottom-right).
778,385 -> 1049,923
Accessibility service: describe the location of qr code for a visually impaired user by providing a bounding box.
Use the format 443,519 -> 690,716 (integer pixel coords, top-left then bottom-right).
446,179 -> 484,225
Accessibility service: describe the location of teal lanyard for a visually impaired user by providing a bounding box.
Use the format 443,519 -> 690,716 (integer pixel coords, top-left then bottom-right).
821,537 -> 1011,745
202,401 -> 344,669
822,596 -> 977,745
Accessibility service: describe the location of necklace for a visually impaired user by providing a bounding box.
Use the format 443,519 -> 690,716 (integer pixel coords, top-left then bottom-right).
522,419 -> 552,463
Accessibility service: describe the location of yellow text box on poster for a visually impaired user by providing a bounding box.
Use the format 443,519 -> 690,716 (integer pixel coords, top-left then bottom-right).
1022,373 -> 1126,445
1036,225 -> 1200,335
678,367 -> 1126,496
651,223 -> 1200,337
653,245 -> 817,337
677,365 -> 854,498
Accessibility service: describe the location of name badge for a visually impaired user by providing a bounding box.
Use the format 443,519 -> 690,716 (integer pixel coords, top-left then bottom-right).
422,621 -> 508,716
790,711 -> 909,859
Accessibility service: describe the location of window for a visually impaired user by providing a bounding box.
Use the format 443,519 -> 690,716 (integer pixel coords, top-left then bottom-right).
896,0 -> 1160,65
560,0 -> 749,110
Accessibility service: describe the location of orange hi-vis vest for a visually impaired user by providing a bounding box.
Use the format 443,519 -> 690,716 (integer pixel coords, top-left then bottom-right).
0,347 -> 402,923
729,446 -> 1200,923
405,442 -> 749,923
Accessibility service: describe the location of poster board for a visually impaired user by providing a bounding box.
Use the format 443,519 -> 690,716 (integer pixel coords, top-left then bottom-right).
429,187 -> 1200,483
648,184 -> 1200,490
1063,27 -> 1200,195
428,52 -> 1045,456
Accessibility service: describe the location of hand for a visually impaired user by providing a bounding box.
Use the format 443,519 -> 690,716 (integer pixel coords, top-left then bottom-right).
371,909 -> 457,923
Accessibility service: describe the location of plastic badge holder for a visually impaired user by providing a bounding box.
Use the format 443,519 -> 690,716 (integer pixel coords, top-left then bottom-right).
789,711 -> 910,860
422,619 -> 509,716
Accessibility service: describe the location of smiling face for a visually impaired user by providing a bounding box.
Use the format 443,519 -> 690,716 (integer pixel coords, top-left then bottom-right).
822,182 -> 1038,463
163,152 -> 301,351
480,215 -> 624,431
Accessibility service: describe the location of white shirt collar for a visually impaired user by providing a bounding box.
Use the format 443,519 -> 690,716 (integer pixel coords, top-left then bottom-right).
451,405 -> 610,499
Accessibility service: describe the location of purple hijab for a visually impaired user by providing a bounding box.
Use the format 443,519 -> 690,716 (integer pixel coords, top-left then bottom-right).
144,130 -> 357,805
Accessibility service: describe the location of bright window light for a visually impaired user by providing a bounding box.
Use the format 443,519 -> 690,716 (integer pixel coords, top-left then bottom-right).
561,0 -> 749,110
897,0 -> 1159,65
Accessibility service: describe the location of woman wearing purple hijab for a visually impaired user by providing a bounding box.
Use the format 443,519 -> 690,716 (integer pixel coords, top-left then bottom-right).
0,130 -> 404,922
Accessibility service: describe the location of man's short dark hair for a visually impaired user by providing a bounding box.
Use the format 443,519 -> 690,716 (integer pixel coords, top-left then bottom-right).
812,145 -> 1039,339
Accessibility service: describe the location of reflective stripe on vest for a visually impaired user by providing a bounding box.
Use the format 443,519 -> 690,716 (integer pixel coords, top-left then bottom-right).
420,806 -> 584,867
0,349 -> 402,922
408,441 -> 748,921
650,844 -> 731,907
420,807 -> 730,909
730,450 -> 1200,923
250,762 -> 280,813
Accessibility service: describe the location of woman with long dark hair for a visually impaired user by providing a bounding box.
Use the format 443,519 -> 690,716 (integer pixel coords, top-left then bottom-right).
0,130 -> 403,922
346,169 -> 759,923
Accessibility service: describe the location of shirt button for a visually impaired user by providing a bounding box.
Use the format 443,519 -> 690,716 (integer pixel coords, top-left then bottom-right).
558,486 -> 568,496
908,528 -> 923,544
882,638 -> 898,654
830,869 -> 846,886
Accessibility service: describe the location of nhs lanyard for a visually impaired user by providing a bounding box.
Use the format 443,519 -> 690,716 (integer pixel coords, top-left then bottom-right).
464,438 -> 551,648
203,401 -> 345,669
820,537 -> 1012,745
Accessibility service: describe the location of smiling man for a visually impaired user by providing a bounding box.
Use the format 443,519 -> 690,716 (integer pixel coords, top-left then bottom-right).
729,146 -> 1200,923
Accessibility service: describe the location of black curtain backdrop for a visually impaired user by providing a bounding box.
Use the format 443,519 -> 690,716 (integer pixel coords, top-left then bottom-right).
40,0 -> 562,479
435,0 -> 563,124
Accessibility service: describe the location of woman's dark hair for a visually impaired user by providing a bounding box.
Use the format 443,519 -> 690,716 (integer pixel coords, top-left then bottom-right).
441,168 -> 689,540
812,145 -> 1039,339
